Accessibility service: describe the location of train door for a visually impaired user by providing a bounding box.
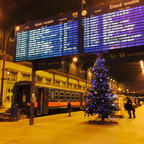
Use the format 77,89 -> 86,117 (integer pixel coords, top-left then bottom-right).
15,85 -> 30,114
37,88 -> 48,115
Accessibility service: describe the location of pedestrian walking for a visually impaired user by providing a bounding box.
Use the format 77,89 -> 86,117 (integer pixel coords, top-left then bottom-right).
124,97 -> 135,118
67,101 -> 71,117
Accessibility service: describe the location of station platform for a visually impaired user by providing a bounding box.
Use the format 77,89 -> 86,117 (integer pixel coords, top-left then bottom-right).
0,105 -> 144,144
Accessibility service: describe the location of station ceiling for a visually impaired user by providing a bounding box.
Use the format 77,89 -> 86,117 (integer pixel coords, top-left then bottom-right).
0,0 -> 144,90
0,0 -> 103,26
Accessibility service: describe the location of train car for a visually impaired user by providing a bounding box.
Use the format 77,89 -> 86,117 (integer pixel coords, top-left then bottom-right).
0,59 -> 90,109
12,81 -> 86,116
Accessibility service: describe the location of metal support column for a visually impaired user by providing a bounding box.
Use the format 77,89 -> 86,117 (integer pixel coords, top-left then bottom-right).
29,63 -> 36,125
66,58 -> 70,88
0,30 -> 6,107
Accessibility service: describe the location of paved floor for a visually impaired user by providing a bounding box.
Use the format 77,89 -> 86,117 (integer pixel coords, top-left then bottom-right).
0,105 -> 144,144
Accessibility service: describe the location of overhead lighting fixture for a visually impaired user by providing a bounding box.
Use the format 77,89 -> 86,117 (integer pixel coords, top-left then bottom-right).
118,87 -> 122,91
140,60 -> 144,73
72,57 -> 78,63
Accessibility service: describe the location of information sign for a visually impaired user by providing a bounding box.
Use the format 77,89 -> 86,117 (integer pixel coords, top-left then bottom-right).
84,5 -> 144,53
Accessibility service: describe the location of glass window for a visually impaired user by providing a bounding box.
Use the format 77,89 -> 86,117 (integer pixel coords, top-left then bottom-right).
55,91 -> 58,96
71,93 -> 74,97
71,93 -> 75,99
66,92 -> 70,99
7,71 -> 17,81
60,92 -> 64,95
60,96 -> 63,99
55,96 -> 58,99
48,90 -> 52,100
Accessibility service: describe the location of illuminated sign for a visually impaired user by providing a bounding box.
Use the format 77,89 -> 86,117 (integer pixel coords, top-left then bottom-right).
15,13 -> 79,62
84,5 -> 144,53
15,0 -> 144,62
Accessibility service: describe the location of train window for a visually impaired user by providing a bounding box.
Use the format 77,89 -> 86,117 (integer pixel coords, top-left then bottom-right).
66,92 -> 70,96
82,94 -> 86,101
76,93 -> 79,97
71,93 -> 75,100
59,91 -> 64,100
55,96 -> 58,99
55,91 -> 58,96
60,92 -> 64,96
60,96 -> 64,99
71,93 -> 74,97
48,90 -> 51,95
66,92 -> 70,99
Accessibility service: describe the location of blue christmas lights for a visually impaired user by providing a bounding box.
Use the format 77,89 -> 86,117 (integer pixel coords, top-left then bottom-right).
85,57 -> 117,120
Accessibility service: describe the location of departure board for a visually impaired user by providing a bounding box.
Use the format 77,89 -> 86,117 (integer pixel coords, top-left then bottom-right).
84,5 -> 144,53
15,20 -> 78,61
15,1 -> 144,62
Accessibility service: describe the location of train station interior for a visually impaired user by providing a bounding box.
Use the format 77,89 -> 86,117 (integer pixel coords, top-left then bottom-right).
0,0 -> 144,143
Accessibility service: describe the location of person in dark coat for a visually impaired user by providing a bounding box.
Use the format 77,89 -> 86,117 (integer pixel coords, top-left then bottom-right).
67,101 -> 71,117
124,97 -> 135,118
11,103 -> 19,121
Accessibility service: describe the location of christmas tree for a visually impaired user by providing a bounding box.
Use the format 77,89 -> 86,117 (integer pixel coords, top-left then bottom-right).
85,57 -> 117,121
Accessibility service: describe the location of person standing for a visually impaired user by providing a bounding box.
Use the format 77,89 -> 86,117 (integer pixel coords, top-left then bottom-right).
124,97 -> 135,118
11,103 -> 19,121
67,101 -> 71,117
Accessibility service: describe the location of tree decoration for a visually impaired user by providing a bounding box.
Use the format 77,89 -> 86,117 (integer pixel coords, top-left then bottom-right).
85,57 -> 117,121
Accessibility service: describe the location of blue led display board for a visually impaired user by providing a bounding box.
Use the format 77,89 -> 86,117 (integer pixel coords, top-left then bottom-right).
15,0 -> 144,62
15,13 -> 79,61
84,5 -> 144,53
